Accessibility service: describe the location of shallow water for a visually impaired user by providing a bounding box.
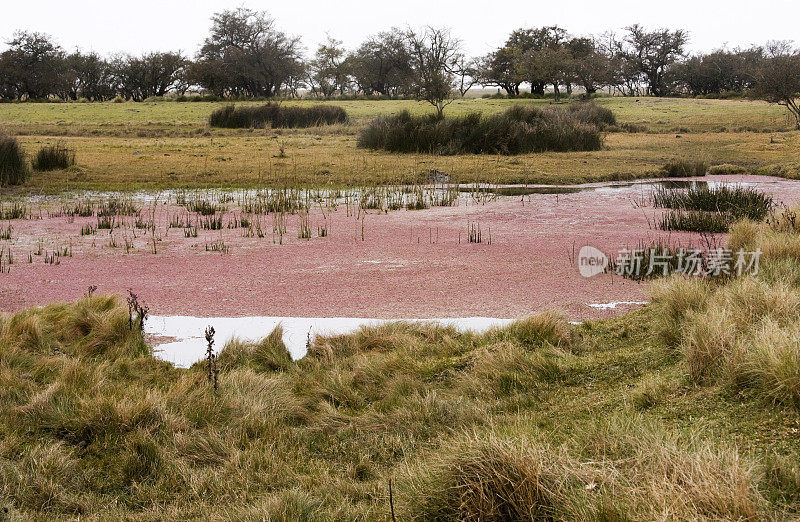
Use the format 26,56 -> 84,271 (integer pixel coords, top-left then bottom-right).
475,179 -> 767,197
146,315 -> 515,368
587,301 -> 649,310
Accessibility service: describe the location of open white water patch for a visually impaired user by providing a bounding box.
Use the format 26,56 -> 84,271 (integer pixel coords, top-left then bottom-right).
146,315 -> 515,368
587,301 -> 649,310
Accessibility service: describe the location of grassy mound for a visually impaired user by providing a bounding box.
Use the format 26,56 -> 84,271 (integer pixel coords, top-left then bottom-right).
0,135 -> 28,186
32,143 -> 76,171
357,104 -> 607,155
208,103 -> 349,129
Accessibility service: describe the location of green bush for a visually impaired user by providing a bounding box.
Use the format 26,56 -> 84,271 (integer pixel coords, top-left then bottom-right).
0,135 -> 29,186
358,104 -> 607,155
208,103 -> 349,128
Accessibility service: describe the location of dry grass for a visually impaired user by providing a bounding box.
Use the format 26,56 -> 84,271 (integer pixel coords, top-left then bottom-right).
2,267 -> 800,518
9,131 -> 799,192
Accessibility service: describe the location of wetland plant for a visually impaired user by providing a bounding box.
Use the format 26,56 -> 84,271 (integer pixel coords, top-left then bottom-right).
652,185 -> 773,221
298,212 -> 312,239
205,239 -> 230,254
0,135 -> 29,186
205,326 -> 219,394
209,103 -> 348,129
358,105 -> 605,155
468,222 -> 482,243
654,185 -> 774,233
32,142 -> 75,171
659,159 -> 709,178
126,290 -> 149,331
1,201 -> 28,220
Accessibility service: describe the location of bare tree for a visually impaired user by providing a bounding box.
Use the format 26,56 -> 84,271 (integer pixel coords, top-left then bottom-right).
452,55 -> 479,97
405,27 -> 461,117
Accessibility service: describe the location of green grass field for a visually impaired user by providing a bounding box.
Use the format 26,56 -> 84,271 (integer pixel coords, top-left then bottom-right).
1,97 -> 799,192
0,97 -> 792,132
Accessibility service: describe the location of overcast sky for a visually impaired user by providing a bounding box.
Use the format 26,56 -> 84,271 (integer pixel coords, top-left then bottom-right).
1,0 -> 797,57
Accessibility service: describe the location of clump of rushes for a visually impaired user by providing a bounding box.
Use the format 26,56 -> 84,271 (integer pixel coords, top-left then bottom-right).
358,104 -> 606,155
209,103 -> 348,128
653,185 -> 774,220
0,134 -> 29,186
654,185 -> 774,232
32,142 -> 76,171
660,159 -> 709,177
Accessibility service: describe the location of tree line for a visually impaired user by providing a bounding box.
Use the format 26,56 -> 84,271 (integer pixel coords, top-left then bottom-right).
1,8 -> 798,125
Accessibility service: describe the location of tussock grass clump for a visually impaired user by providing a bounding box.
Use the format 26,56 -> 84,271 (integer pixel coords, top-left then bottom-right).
358,105 -> 606,155
403,420 -> 762,521
660,159 -> 709,177
307,321 -> 462,361
651,276 -> 712,348
482,311 -> 572,349
0,295 -> 793,518
32,143 -> 75,171
216,326 -> 292,372
0,294 -> 148,359
652,213 -> 800,408
0,134 -> 29,186
208,103 -> 348,129
403,435 -> 570,520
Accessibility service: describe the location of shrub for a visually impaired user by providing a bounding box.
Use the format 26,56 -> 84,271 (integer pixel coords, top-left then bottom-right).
208,103 -> 349,128
32,143 -> 76,171
357,104 -> 606,155
0,134 -> 29,186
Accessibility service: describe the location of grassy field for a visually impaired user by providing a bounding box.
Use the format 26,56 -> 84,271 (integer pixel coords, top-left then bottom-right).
2,211 -> 800,519
1,97 -> 799,192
